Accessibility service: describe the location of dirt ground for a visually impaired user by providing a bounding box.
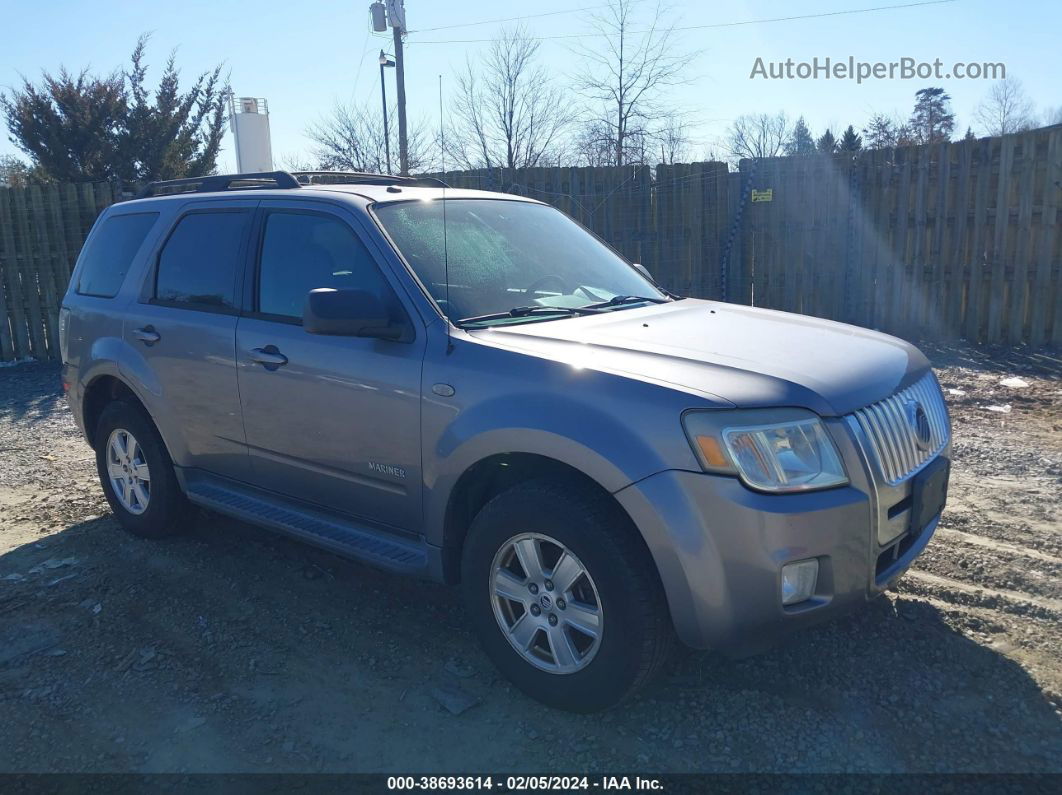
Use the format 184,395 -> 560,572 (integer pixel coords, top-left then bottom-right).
0,344 -> 1060,774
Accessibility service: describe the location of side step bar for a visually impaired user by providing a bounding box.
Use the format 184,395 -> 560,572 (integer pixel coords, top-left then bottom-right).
183,472 -> 430,576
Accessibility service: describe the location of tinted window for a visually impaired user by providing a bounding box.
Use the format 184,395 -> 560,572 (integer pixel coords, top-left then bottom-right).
156,211 -> 248,309
76,213 -> 159,297
258,212 -> 393,319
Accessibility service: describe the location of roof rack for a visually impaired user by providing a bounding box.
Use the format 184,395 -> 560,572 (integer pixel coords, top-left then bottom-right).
135,171 -> 301,199
292,171 -> 449,188
135,170 -> 450,199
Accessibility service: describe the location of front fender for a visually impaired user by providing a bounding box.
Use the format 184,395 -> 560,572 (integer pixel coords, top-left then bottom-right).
420,334 -> 717,547
424,420 -> 643,547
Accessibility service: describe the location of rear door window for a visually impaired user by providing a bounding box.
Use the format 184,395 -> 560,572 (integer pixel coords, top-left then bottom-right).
76,213 -> 159,297
155,211 -> 250,310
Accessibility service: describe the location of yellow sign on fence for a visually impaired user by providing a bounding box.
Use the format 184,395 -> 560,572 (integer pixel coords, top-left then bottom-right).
751,189 -> 773,202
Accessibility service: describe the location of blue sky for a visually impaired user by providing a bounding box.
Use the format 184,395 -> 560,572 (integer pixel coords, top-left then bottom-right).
2,0 -> 1059,170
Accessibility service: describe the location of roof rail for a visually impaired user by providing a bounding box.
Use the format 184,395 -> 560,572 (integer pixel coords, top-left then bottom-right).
135,171 -> 301,199
134,170 -> 451,200
292,171 -> 450,188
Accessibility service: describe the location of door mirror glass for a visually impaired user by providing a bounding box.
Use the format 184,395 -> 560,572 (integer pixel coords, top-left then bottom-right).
303,288 -> 404,339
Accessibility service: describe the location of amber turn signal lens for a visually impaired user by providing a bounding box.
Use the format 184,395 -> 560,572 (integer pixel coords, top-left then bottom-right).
695,435 -> 729,469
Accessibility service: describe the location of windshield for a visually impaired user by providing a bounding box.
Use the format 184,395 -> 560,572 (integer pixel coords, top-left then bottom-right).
373,199 -> 666,324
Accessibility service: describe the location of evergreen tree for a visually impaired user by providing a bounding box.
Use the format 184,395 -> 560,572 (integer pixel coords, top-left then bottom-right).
908,87 -> 955,145
839,125 -> 862,151
0,154 -> 35,188
784,116 -> 816,155
963,127 -> 977,141
119,36 -> 227,182
1,69 -> 126,182
816,129 -> 837,153
1,35 -> 228,183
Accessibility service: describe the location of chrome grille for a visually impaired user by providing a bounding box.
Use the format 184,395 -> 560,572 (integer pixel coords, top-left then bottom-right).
849,372 -> 950,485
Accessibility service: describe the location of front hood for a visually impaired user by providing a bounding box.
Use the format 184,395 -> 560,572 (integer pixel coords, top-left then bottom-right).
474,299 -> 929,416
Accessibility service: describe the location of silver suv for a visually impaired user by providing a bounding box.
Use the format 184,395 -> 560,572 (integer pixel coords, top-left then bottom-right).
60,171 -> 951,712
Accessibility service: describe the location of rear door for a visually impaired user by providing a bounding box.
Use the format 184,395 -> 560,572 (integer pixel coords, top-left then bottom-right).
120,201 -> 256,481
235,200 -> 425,531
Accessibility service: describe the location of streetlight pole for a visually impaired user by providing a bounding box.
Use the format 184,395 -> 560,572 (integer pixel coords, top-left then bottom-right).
379,51 -> 395,174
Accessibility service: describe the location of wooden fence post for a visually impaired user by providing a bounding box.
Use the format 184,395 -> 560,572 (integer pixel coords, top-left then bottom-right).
1039,129 -> 1062,347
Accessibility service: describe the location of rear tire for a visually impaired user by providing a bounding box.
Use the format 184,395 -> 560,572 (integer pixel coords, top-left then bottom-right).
94,400 -> 192,539
461,478 -> 673,712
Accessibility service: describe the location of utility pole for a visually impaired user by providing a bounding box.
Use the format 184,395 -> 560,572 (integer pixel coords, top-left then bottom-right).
387,0 -> 409,175
370,1 -> 409,174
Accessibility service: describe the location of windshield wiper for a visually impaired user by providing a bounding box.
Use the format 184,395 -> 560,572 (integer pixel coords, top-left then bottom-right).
580,294 -> 671,310
456,305 -> 604,327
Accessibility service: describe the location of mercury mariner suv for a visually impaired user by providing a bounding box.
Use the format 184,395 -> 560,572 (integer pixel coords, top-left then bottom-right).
60,170 -> 950,712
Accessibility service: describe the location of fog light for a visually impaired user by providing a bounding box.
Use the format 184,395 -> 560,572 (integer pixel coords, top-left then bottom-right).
781,559 -> 819,606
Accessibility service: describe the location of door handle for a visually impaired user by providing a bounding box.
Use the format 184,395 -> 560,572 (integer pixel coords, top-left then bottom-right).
133,326 -> 160,345
250,346 -> 288,369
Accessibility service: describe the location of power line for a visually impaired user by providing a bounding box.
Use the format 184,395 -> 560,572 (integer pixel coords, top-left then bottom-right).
347,27 -> 374,105
409,0 -> 958,45
407,5 -> 610,34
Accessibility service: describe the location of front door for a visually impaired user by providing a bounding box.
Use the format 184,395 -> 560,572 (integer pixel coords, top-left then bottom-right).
235,203 -> 425,532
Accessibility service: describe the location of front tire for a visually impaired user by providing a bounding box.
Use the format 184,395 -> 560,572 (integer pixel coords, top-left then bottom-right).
461,479 -> 673,712
94,400 -> 192,539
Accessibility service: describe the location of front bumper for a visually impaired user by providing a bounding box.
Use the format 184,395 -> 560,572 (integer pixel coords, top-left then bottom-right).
614,462 -> 945,654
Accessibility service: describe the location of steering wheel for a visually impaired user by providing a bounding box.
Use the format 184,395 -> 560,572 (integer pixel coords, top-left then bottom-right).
518,271 -> 569,299
524,274 -> 571,300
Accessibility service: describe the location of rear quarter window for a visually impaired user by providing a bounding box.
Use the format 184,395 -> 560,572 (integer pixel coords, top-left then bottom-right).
75,213 -> 159,298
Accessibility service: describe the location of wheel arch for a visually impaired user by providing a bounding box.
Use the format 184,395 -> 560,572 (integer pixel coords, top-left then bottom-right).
439,451 -> 649,585
81,374 -> 153,449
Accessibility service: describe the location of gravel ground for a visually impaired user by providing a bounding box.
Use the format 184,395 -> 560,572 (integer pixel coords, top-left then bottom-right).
0,345 -> 1060,773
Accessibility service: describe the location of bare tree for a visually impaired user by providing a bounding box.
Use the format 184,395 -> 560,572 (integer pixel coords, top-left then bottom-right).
573,119 -> 617,166
862,112 -> 913,149
1044,106 -> 1062,126
278,152 -> 317,172
974,77 -> 1036,136
656,116 -> 692,164
305,102 -> 434,174
573,0 -> 696,166
726,112 -> 790,161
447,27 -> 571,170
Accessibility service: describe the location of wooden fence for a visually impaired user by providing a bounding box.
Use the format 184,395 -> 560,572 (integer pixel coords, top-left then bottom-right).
735,127 -> 1062,348
0,182 -> 121,362
1,126 -> 1060,362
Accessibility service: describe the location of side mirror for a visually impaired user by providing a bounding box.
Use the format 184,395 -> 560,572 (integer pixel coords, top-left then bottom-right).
632,262 -> 657,285
303,288 -> 406,340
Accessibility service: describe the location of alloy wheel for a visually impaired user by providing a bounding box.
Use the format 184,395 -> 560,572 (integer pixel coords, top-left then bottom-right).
489,532 -> 603,674
106,428 -> 151,515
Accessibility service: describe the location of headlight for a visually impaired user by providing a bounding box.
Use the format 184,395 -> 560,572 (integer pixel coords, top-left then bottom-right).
682,409 -> 848,493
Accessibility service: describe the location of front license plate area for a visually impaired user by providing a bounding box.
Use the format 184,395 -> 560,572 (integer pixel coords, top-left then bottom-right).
911,456 -> 949,532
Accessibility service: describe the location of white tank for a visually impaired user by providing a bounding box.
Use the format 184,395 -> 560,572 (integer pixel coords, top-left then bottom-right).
228,95 -> 274,172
